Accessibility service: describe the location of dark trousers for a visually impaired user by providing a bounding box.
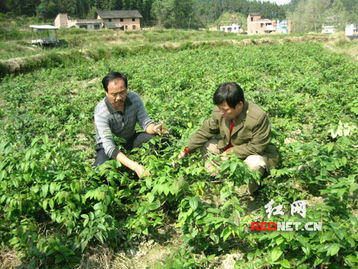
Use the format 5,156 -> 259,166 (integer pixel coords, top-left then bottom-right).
93,132 -> 156,167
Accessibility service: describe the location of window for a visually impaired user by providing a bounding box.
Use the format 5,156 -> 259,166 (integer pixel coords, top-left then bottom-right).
132,18 -> 135,22
125,25 -> 128,30
261,23 -> 264,27
132,25 -> 136,30
108,19 -> 112,22
120,18 -> 123,22
251,17 -> 253,21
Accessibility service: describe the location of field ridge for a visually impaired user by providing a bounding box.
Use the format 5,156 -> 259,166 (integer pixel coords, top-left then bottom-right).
0,35 -> 336,79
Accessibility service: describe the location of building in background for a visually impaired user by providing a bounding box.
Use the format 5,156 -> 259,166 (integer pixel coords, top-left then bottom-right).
219,23 -> 242,33
54,10 -> 142,31
247,14 -> 291,35
345,24 -> 358,39
276,20 -> 291,34
97,10 -> 142,30
321,25 -> 335,34
55,13 -> 103,30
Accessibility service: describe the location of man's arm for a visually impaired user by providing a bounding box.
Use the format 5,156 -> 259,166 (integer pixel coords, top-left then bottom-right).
187,112 -> 220,152
116,152 -> 150,178
95,113 -> 149,177
229,113 -> 271,159
175,110 -> 219,162
95,113 -> 121,159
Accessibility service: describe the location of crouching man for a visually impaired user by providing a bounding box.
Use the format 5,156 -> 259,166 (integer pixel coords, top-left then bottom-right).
94,71 -> 166,178
178,82 -> 279,195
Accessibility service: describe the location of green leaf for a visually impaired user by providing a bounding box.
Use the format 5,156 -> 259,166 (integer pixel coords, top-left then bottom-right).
302,246 -> 310,256
327,244 -> 341,256
49,182 -> 57,194
42,199 -> 48,210
275,236 -> 284,245
41,184 -> 49,197
147,193 -> 155,203
230,162 -> 237,174
314,257 -> 324,267
222,227 -> 232,241
247,252 -> 255,261
344,254 -> 358,266
279,259 -> 291,268
271,248 -> 283,262
189,197 -> 198,210
49,199 -> 54,209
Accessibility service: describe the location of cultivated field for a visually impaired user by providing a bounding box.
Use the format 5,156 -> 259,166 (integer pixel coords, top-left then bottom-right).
0,29 -> 357,268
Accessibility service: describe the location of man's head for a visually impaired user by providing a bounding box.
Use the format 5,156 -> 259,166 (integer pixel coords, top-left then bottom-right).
102,72 -> 128,109
213,82 -> 245,120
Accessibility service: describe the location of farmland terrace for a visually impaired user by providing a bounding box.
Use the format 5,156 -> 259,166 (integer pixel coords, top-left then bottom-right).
0,29 -> 357,268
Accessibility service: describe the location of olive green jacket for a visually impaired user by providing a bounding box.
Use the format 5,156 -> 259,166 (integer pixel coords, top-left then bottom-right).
187,101 -> 279,170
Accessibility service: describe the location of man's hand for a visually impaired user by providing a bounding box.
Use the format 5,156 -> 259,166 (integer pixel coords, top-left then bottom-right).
177,150 -> 186,160
221,149 -> 231,161
152,123 -> 169,136
134,164 -> 151,178
146,122 -> 169,135
172,149 -> 187,167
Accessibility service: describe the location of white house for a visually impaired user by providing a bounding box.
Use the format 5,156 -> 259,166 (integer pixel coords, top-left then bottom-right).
345,24 -> 358,39
321,25 -> 335,34
54,13 -> 103,30
219,23 -> 241,33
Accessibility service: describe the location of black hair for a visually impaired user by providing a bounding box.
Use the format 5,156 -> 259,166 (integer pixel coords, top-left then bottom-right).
213,82 -> 245,108
102,72 -> 128,92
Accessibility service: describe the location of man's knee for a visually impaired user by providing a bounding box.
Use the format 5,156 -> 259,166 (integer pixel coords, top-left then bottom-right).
200,138 -> 221,156
244,155 -> 266,175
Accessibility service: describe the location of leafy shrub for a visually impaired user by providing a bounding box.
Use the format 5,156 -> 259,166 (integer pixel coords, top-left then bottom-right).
0,41 -> 357,268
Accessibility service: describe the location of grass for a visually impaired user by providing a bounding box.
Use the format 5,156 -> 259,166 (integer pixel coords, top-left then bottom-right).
0,28 -> 345,79
0,25 -> 309,60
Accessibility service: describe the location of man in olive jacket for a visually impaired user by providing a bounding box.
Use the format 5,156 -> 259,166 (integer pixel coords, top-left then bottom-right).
178,82 -> 279,194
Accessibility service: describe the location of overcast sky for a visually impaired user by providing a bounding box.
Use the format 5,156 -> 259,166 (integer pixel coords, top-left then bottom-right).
262,0 -> 292,5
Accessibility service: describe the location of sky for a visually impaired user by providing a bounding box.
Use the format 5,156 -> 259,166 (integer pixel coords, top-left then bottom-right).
262,0 -> 292,5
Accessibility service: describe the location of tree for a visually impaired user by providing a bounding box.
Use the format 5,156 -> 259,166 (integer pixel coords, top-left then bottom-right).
212,12 -> 247,30
3,0 -> 41,16
153,0 -> 200,29
323,0 -> 349,31
140,0 -> 154,25
36,0 -> 58,19
288,0 -> 331,33
75,0 -> 91,18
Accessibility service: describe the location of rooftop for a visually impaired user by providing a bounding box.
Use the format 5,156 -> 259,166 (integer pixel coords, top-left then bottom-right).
97,10 -> 142,19
75,19 -> 103,24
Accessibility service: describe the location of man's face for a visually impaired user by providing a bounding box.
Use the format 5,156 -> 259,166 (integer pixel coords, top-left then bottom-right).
217,101 -> 244,120
106,78 -> 127,109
